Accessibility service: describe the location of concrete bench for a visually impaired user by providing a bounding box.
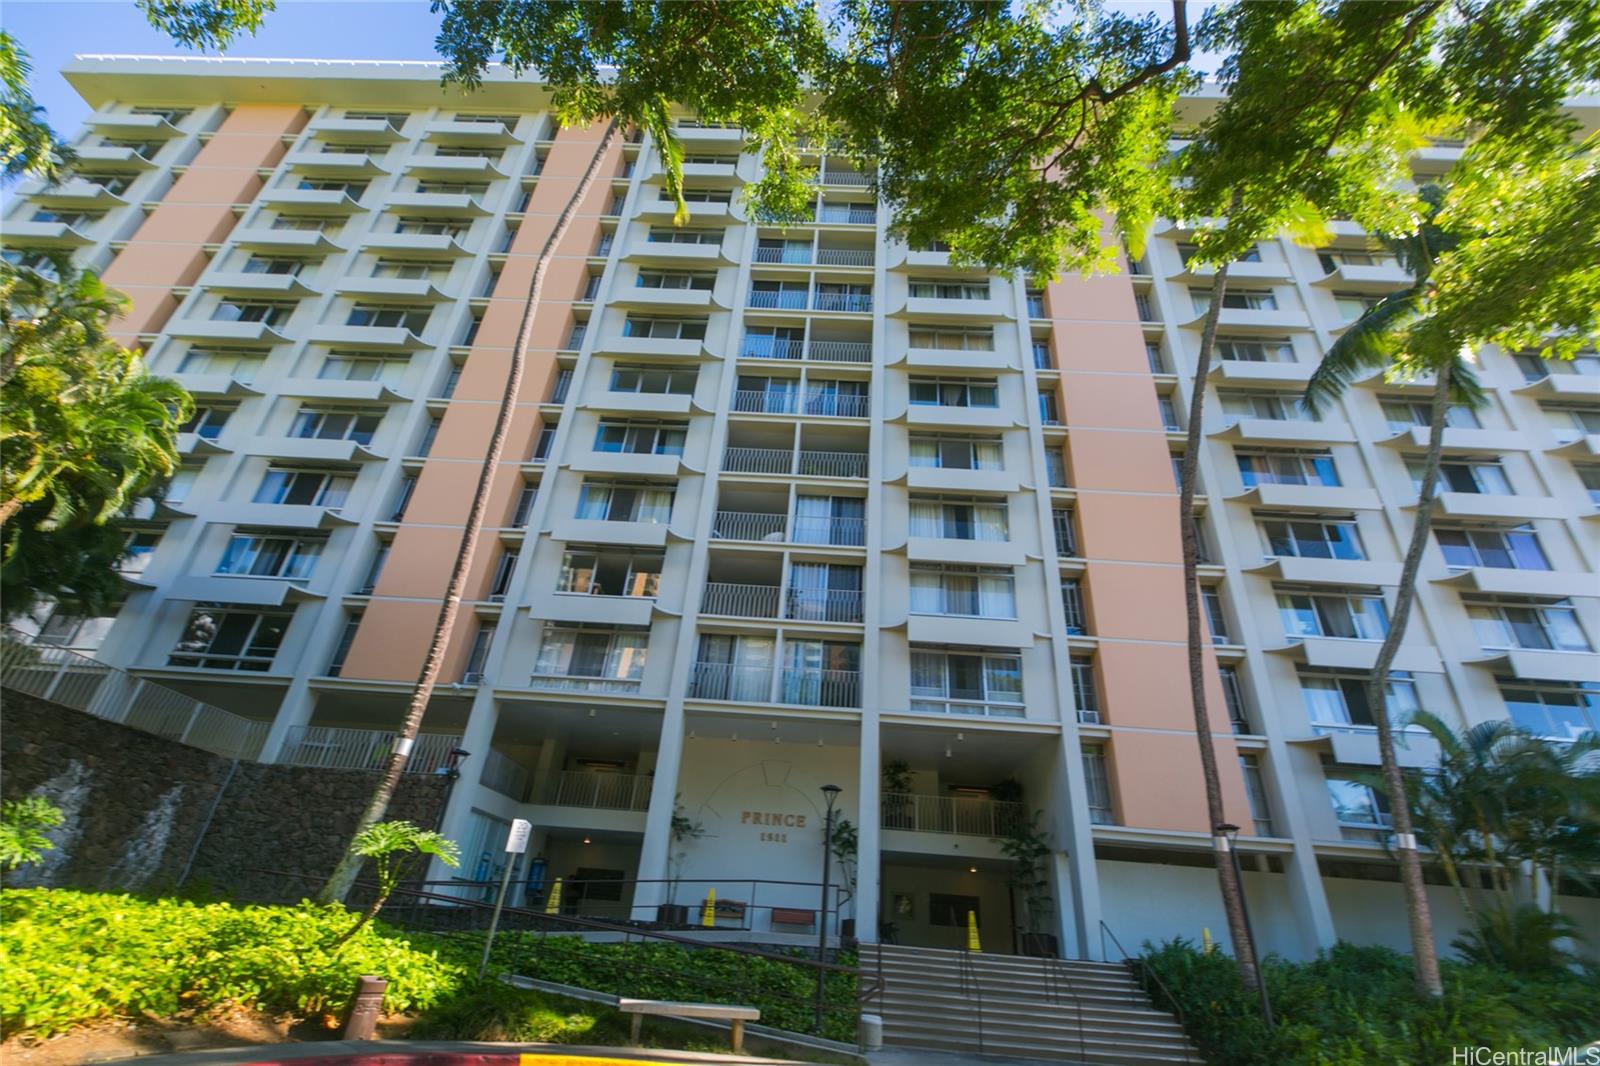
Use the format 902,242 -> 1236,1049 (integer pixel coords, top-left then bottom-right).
618,998 -> 761,1051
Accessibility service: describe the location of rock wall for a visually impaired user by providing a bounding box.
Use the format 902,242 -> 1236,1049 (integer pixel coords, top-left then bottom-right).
1,688 -> 449,899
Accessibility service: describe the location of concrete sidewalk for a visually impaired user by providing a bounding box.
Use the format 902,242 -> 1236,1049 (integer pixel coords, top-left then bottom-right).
112,1040 -> 812,1066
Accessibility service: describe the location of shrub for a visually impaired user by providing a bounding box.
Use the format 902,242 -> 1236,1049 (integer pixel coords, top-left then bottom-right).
0,888 -> 467,1037
1140,938 -> 1600,1066
411,980 -> 623,1043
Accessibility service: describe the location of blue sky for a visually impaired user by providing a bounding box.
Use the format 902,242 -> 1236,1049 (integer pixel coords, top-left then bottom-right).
4,0 -> 1209,139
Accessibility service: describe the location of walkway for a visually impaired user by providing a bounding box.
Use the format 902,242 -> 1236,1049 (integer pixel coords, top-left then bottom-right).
113,1041 -> 819,1066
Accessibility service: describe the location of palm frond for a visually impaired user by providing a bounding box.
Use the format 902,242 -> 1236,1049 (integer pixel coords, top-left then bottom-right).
1303,287 -> 1423,416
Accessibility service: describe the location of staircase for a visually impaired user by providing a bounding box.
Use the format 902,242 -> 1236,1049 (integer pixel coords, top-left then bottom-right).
868,943 -> 1199,1064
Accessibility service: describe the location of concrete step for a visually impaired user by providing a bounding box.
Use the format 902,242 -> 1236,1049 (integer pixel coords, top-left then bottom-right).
877,997 -> 1189,1035
882,1030 -> 1199,1066
877,969 -> 1149,1001
881,1016 -> 1193,1052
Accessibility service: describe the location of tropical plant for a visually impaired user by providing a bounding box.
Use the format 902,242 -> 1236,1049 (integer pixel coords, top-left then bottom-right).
0,31 -> 72,184
0,796 -> 63,873
996,810 -> 1054,942
330,820 -> 459,948
665,798 -> 704,906
828,816 -> 858,922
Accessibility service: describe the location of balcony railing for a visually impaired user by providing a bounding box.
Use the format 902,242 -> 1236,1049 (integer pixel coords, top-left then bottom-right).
881,792 -> 1027,837
748,289 -> 809,310
909,696 -> 1026,719
689,662 -> 860,707
739,337 -> 871,363
528,672 -> 642,693
755,246 -> 812,264
804,393 -> 870,418
701,582 -> 781,619
796,450 -> 868,478
818,205 -> 877,225
786,588 -> 864,623
733,389 -> 798,414
817,248 -> 874,267
781,667 -> 860,707
731,390 -> 869,418
278,725 -> 462,773
532,769 -> 652,811
480,748 -> 532,800
812,293 -> 873,313
723,447 -> 868,478
1,629 -> 269,761
816,169 -> 871,187
689,661 -> 774,701
711,510 -> 865,546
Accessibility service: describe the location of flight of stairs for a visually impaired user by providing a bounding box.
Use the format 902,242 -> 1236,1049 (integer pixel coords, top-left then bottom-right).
867,943 -> 1200,1064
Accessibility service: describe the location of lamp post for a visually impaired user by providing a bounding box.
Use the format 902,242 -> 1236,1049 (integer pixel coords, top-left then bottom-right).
816,783 -> 842,1031
431,747 -> 471,835
1215,822 -> 1274,1029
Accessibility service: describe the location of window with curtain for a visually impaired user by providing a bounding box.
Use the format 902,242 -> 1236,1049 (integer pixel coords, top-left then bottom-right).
1299,671 -> 1420,728
1465,598 -> 1588,651
576,481 -> 675,523
1276,590 -> 1390,640
909,566 -> 1016,618
908,497 -> 1009,541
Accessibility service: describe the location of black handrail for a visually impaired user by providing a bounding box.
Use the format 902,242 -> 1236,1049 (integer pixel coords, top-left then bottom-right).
1031,944 -> 1086,1065
1099,919 -> 1194,1064
957,943 -> 985,1055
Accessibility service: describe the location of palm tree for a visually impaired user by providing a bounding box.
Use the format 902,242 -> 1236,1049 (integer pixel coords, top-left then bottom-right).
1301,188 -> 1485,997
318,121 -> 620,903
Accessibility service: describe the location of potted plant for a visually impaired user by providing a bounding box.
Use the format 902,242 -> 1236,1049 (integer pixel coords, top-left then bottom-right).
882,760 -> 914,830
997,811 -> 1058,958
829,816 -> 859,942
659,798 -> 703,927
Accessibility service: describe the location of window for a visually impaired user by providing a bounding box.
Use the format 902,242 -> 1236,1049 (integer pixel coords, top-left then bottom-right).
1578,466 -> 1600,508
1260,517 -> 1364,560
623,316 -> 707,340
749,279 -> 808,309
1052,508 -> 1078,555
168,605 -> 292,671
1317,248 -> 1394,272
119,530 -> 162,576
1070,657 -> 1100,722
391,475 -> 417,521
1380,398 -> 1480,431
291,406 -> 381,445
1158,396 -> 1181,431
1203,587 -> 1232,643
548,368 -> 573,403
1514,351 -> 1600,382
691,633 -> 776,701
909,565 -> 1016,618
1277,589 -> 1389,640
162,464 -> 198,506
908,278 -> 990,300
1038,390 -> 1061,424
345,111 -> 406,129
908,496 -> 1008,541
1543,405 -> 1600,439
453,112 -> 516,128
394,218 -> 468,238
803,378 -> 869,417
326,612 -> 362,677
212,300 -> 294,326
1191,288 -> 1278,312
909,378 -> 998,407
1082,747 -> 1114,824
1300,670 -> 1420,729
1465,598 -> 1588,652
1332,292 -> 1382,321
1219,664 -> 1250,732
784,562 -> 864,622
462,627 -> 491,682
756,238 -> 811,264
181,405 -> 233,440
216,532 -> 324,580
242,257 -> 304,276
1044,449 -> 1069,488
1025,287 -> 1046,317
908,435 -> 1003,471
559,548 -> 664,597
681,153 -> 738,165
76,171 -> 133,195
295,177 -> 367,198
1216,338 -> 1295,363
1407,457 -> 1511,495
647,227 -> 722,245
1240,755 -> 1275,836
741,326 -> 805,359
1237,449 -> 1339,487
1061,580 -> 1087,634
813,282 -> 872,313
532,425 -> 557,461
1218,396 -> 1309,433
908,326 -> 994,351
910,649 -> 1023,717
1435,525 -> 1549,570
610,364 -> 697,394
346,304 -> 430,333
319,351 -> 410,385
637,270 -> 715,290
432,144 -> 500,161
416,416 -> 441,457
575,481 -> 675,523
789,494 -> 866,546
372,259 -> 448,282
533,627 -> 649,687
1499,680 -> 1599,740
31,208 -> 105,229
488,549 -> 519,600
1178,242 -> 1262,265
1,249 -> 59,274
271,215 -> 336,233
1145,342 -> 1166,374
130,105 -> 191,124
677,187 -> 733,203
1033,339 -> 1054,369
252,467 -> 353,509
101,137 -> 162,158
563,320 -> 586,349
414,180 -> 489,197
510,483 -> 535,526
1326,773 -> 1391,828
358,543 -> 389,594
593,421 -> 687,456
818,201 -> 875,224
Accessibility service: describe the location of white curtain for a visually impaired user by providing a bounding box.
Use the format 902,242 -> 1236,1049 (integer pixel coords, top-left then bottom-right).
636,486 -> 674,524
972,439 -> 1003,470
909,437 -> 938,467
978,573 -> 1015,618
975,503 -> 1009,542
576,483 -> 610,520
908,498 -> 941,538
909,651 -> 946,698
908,568 -> 942,613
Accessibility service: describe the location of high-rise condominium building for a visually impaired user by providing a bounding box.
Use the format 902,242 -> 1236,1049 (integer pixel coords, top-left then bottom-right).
5,56 -> 1597,959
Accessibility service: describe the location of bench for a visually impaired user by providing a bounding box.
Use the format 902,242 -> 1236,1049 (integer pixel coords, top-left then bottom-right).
617,998 -> 761,1051
705,897 -> 747,926
770,906 -> 816,929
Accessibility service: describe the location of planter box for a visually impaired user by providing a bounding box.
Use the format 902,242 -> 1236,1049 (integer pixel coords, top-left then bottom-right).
655,903 -> 690,928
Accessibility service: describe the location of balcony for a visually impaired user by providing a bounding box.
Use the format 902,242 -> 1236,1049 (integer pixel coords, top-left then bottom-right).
165,318 -> 290,344
731,391 -> 869,418
307,324 -> 429,351
722,447 -> 868,479
1183,307 -> 1311,333
72,144 -> 156,168
1,219 -> 97,247
813,292 -> 873,313
306,116 -> 406,142
1212,417 -> 1356,445
527,671 -> 642,695
423,119 -> 520,144
18,177 -> 127,207
701,582 -> 781,619
277,726 -> 462,773
335,276 -> 450,302
688,661 -> 861,708
1313,262 -> 1412,291
753,246 -> 875,268
881,793 -> 1026,837
698,582 -> 864,623
361,231 -> 472,257
739,337 -> 871,363
384,191 -> 489,217
258,187 -> 364,214
283,149 -> 387,176
203,271 -> 318,297
530,770 -> 652,811
231,227 -> 342,252
907,695 -> 1025,719
88,112 -> 182,137
711,510 -> 865,546
817,205 -> 877,225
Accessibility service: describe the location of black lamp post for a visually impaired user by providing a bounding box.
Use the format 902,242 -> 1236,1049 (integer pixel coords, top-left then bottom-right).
816,783 -> 842,1031
1215,822 -> 1274,1029
431,747 -> 472,835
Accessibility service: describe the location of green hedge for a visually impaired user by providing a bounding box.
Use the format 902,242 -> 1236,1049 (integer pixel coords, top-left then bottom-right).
0,888 -> 467,1037
487,931 -> 859,1041
1140,939 -> 1600,1065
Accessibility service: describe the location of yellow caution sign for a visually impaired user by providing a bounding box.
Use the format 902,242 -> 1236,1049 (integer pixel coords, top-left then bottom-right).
966,909 -> 981,953
545,877 -> 563,915
702,887 -> 717,928
1202,926 -> 1214,954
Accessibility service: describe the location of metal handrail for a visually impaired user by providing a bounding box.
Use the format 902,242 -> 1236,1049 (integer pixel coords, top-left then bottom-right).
879,792 -> 1027,837
957,943 -> 985,1055
1099,919 -> 1194,1063
701,581 -> 782,619
530,769 -> 651,811
1033,947 -> 1087,1066
785,587 -> 864,623
722,446 -> 791,474
279,725 -> 462,774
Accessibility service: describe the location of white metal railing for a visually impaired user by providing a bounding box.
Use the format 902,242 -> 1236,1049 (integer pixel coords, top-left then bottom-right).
785,587 -> 864,623
812,293 -> 873,313
689,661 -> 774,701
817,169 -> 872,187
797,450 -> 868,478
533,770 -> 652,811
1,628 -> 268,760
803,392 -> 870,417
807,340 -> 871,363
748,289 -> 809,310
528,673 -> 642,694
723,446 -> 792,474
738,338 -> 872,363
701,582 -> 782,618
278,725 -> 462,773
881,793 -> 1027,837
754,246 -> 812,264
689,662 -> 860,707
480,748 -> 532,800
780,667 -> 861,708
712,510 -> 788,541
909,697 -> 1026,719
733,389 -> 799,414
792,514 -> 866,546
818,205 -> 877,225
723,448 -> 867,478
816,247 -> 874,266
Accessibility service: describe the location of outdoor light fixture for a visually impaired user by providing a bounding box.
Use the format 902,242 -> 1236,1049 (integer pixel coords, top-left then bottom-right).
968,866 -> 977,874
582,837 -> 592,845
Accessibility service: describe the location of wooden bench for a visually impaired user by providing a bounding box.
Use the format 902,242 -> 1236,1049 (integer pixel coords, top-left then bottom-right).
617,998 -> 761,1051
770,906 -> 816,929
706,897 -> 747,926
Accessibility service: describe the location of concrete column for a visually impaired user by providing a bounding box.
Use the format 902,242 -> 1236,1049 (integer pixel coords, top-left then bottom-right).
257,677 -> 317,762
633,699 -> 687,916
854,722 -> 882,944
434,686 -> 501,862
